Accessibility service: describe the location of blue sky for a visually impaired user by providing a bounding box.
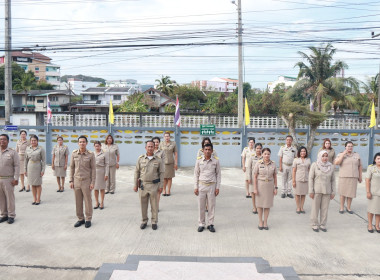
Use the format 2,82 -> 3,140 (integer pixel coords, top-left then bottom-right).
1,0 -> 380,89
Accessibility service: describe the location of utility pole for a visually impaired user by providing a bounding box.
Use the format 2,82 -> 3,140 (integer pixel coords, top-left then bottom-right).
4,0 -> 12,125
371,32 -> 380,127
237,0 -> 243,127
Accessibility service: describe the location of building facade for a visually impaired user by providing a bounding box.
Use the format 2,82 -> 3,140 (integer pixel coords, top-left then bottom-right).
191,77 -> 238,93
267,76 -> 297,93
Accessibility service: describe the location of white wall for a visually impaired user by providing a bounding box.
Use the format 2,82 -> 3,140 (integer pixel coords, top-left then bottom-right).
12,114 -> 37,126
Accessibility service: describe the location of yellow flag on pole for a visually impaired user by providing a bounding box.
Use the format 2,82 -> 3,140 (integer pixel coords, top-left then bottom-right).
109,100 -> 114,124
244,98 -> 250,126
369,101 -> 376,128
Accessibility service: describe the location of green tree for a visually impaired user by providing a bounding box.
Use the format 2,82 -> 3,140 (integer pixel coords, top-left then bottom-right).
293,43 -> 348,112
171,85 -> 206,111
155,75 -> 174,95
233,82 -> 252,97
354,74 -> 379,116
117,93 -> 149,113
0,63 -> 26,90
35,80 -> 55,90
13,71 -> 36,112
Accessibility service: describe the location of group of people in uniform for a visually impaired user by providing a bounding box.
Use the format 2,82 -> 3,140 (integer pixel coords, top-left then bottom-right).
241,135 -> 380,233
1,130 -> 379,235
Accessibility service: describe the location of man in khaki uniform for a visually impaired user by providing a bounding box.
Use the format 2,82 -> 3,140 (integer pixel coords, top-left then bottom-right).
194,143 -> 221,233
70,136 -> 96,228
134,140 -> 164,230
278,135 -> 296,198
0,134 -> 20,224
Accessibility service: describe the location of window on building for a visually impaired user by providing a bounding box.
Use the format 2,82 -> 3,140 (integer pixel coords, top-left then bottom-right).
35,77 -> 40,81
113,95 -> 121,100
27,96 -> 35,101
37,99 -> 44,103
50,96 -> 58,101
90,95 -> 98,101
0,95 -> 4,101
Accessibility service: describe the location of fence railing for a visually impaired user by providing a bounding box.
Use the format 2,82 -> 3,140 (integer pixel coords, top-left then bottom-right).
44,113 -> 371,130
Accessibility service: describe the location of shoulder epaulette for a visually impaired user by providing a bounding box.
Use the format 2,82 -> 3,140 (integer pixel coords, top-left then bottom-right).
73,149 -> 78,153
259,159 -> 264,163
87,150 -> 93,154
214,156 -> 219,160
8,147 -> 14,151
197,156 -> 202,160
139,154 -> 145,158
368,164 -> 373,167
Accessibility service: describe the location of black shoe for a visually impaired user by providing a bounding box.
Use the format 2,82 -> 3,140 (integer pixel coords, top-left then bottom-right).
346,208 -> 354,214
110,191 -> 114,195
57,189 -> 61,192
35,202 -> 40,205
167,193 -> 171,196
105,191 -> 109,194
19,187 -> 25,192
320,227 -> 327,232
300,210 -> 306,214
258,225 -> 264,230
247,195 -> 252,198
287,194 -> 294,199
376,228 -> 380,233
252,209 -> 258,214
281,194 -> 286,198
339,210 -> 344,214
198,226 -> 205,232
74,220 -> 85,227
7,218 -> 14,224
205,209 -> 208,212
264,226 -> 269,230
32,202 -> 36,205
152,224 -> 157,230
207,225 -> 215,232
0,216 -> 8,223
26,189 -> 30,192
312,228 -> 319,232
368,228 -> 374,233
94,203 -> 99,209
100,205 -> 104,210
296,210 -> 301,214
61,189 -> 64,192
140,223 -> 147,230
85,221 -> 91,228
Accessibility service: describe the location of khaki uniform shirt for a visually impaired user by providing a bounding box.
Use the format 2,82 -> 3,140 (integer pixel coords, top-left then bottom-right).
241,146 -> 255,167
318,148 -> 336,164
366,165 -> 380,196
308,163 -> 336,195
253,160 -> 277,182
154,149 -> 165,160
16,139 -> 30,159
194,156 -> 221,189
95,150 -> 109,176
159,141 -> 178,165
197,148 -> 218,159
103,144 -> 120,166
0,147 -> 20,180
52,144 -> 69,167
70,149 -> 96,185
134,154 -> 164,189
292,158 -> 311,182
248,155 -> 263,182
337,152 -> 362,178
278,145 -> 296,166
25,146 -> 46,173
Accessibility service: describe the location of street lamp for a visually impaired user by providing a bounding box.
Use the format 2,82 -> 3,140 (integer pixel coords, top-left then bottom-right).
232,0 -> 244,127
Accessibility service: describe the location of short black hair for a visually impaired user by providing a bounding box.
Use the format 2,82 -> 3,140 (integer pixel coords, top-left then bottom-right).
255,143 -> 262,148
201,137 -> 212,147
30,135 -> 39,142
262,147 -> 271,154
345,141 -> 353,147
0,134 -> 9,142
152,136 -> 161,143
248,137 -> 255,143
20,130 -> 27,136
94,141 -> 102,146
146,140 -> 154,146
286,135 -> 293,140
297,146 -> 308,158
203,143 -> 213,151
78,135 -> 88,143
57,136 -> 63,141
373,153 -> 380,165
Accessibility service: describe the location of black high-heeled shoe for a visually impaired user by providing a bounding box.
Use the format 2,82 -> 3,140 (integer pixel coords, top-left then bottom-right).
19,187 -> 25,192
94,203 -> 100,209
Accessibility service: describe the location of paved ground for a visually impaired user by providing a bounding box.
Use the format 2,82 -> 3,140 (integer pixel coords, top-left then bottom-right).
0,166 -> 379,280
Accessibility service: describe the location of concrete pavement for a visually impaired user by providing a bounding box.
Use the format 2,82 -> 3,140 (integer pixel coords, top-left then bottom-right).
0,166 -> 379,280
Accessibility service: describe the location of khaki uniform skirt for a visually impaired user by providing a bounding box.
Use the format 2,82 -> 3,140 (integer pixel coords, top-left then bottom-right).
54,166 -> 66,177
94,166 -> 106,190
19,154 -> 26,174
368,196 -> 380,215
295,181 -> 308,195
255,180 -> 274,208
164,163 -> 175,178
338,177 -> 358,198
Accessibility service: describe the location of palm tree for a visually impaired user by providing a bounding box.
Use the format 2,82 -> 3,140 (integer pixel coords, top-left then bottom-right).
13,71 -> 36,112
354,74 -> 379,116
294,43 -> 348,112
155,75 -> 173,95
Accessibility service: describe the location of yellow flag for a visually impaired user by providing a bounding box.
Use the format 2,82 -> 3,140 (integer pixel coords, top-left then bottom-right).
109,100 -> 114,124
244,98 -> 250,126
369,101 -> 376,128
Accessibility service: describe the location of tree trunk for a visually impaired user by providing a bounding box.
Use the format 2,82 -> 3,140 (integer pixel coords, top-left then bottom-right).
281,115 -> 299,148
306,124 -> 318,155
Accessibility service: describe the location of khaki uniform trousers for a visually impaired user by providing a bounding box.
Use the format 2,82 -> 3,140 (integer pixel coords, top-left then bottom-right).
74,178 -> 93,221
310,194 -> 331,228
198,182 -> 216,227
0,178 -> 15,219
106,165 -> 117,192
139,182 -> 159,225
281,164 -> 293,195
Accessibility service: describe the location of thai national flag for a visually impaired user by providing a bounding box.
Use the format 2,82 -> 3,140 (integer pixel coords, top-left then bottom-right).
47,96 -> 52,124
174,96 -> 181,127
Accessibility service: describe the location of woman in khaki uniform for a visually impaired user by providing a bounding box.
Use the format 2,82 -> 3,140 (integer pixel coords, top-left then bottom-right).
365,153 -> 380,233
153,137 -> 165,210
248,143 -> 263,214
25,135 -> 46,205
334,141 -> 362,214
16,130 -> 30,192
253,147 -> 278,230
93,141 -> 109,210
309,150 -> 335,232
159,132 -> 178,196
242,138 -> 255,198
103,135 -> 120,194
52,136 -> 69,192
292,146 -> 311,214
318,138 -> 336,164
